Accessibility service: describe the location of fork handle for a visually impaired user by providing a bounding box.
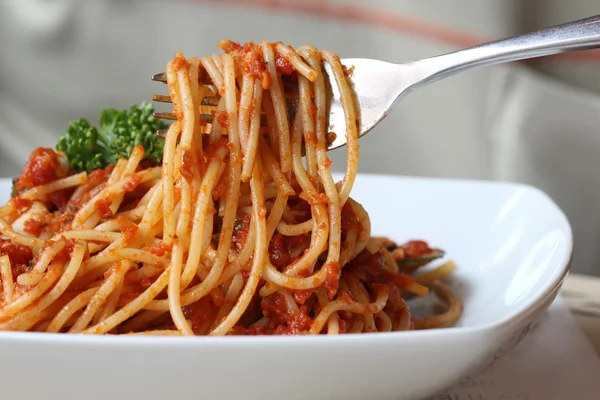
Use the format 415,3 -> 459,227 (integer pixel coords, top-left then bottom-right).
414,14 -> 600,86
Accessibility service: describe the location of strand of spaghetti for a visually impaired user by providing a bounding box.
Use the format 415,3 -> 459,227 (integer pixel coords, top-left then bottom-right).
81,155 -> 138,230
375,311 -> 393,332
347,198 -> 371,259
237,73 -> 255,157
414,261 -> 456,286
259,202 -> 329,296
315,290 -> 340,335
126,330 -> 181,336
72,167 -> 161,228
0,218 -> 44,248
201,56 -> 225,95
137,181 -> 163,245
210,96 -> 227,143
188,56 -> 205,169
178,145 -> 228,290
81,248 -> 166,276
322,51 -> 359,205
20,172 -> 87,200
111,146 -> 144,215
59,230 -> 121,242
0,256 -> 13,304
166,57 -> 183,125
258,136 -> 294,195
119,310 -> 167,333
28,237 -> 67,276
84,265 -> 171,334
0,262 -> 62,320
274,43 -> 318,81
414,281 -> 462,329
262,94 -> 280,160
168,239 -> 193,336
277,219 -> 313,236
2,242 -> 86,331
299,47 -> 344,273
95,274 -> 124,325
211,154 -> 267,335
344,274 -> 376,332
69,260 -> 132,333
213,218 -> 256,286
262,261 -> 330,292
261,41 -> 291,173
46,288 -> 99,333
241,79 -> 263,181
310,284 -> 389,334
298,73 -> 318,182
212,272 -> 244,329
176,62 -> 196,151
145,56 -> 243,311
211,53 -> 224,72
161,121 -> 181,246
267,192 -> 288,240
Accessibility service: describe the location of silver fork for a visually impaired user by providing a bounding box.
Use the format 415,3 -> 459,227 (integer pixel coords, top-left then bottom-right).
152,14 -> 600,150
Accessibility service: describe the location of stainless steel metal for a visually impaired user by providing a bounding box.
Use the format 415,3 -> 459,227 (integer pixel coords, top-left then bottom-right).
153,15 -> 600,149
152,94 -> 220,106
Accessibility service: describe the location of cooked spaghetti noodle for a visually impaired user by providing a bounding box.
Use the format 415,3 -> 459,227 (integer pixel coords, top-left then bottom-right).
0,40 -> 461,335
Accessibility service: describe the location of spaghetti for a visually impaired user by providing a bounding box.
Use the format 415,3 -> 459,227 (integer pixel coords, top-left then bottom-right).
0,40 -> 461,335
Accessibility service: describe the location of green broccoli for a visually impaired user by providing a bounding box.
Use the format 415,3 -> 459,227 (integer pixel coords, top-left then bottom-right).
56,102 -> 169,173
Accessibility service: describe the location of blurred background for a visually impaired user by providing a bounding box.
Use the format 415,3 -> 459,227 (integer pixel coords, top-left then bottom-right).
0,0 -> 599,275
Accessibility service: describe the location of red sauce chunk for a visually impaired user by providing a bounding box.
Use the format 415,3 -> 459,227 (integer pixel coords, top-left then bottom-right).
231,293 -> 313,335
0,241 -> 33,277
231,213 -> 251,252
345,248 -> 415,290
268,232 -> 311,269
120,224 -> 139,244
275,52 -> 295,75
180,151 -> 196,183
323,261 -> 340,299
123,175 -> 142,192
402,240 -> 433,258
172,51 -> 190,71
16,148 -> 62,189
23,218 -> 46,236
94,197 -> 113,219
217,111 -> 230,128
149,243 -> 171,257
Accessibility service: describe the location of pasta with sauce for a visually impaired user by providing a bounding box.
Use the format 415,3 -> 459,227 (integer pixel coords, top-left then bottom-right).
0,40 -> 461,335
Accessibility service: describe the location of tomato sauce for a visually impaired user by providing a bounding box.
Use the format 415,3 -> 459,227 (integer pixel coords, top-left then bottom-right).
182,296 -> 219,334
180,150 -> 196,183
231,293 -> 313,335
149,243 -> 171,257
231,213 -> 251,252
23,218 -> 46,236
216,111 -> 230,128
94,198 -> 113,219
16,148 -> 62,189
268,232 -> 311,269
275,52 -> 295,75
323,261 -> 340,299
402,240 -> 434,258
0,241 -> 33,278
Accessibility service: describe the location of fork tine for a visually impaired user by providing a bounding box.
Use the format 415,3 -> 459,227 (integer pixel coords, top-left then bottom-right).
151,73 -> 167,83
153,112 -> 269,126
152,94 -> 172,103
153,112 -> 177,121
152,94 -> 220,107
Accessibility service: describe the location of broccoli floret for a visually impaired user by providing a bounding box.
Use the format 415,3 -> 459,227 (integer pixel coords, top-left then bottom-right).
56,102 -> 169,173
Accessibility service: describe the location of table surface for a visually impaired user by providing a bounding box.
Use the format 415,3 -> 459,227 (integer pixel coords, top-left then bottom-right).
562,273 -> 600,355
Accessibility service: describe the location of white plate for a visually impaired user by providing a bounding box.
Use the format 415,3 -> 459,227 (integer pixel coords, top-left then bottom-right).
0,174 -> 572,400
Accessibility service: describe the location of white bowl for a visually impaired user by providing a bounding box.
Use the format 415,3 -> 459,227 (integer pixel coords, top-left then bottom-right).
0,174 -> 572,400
